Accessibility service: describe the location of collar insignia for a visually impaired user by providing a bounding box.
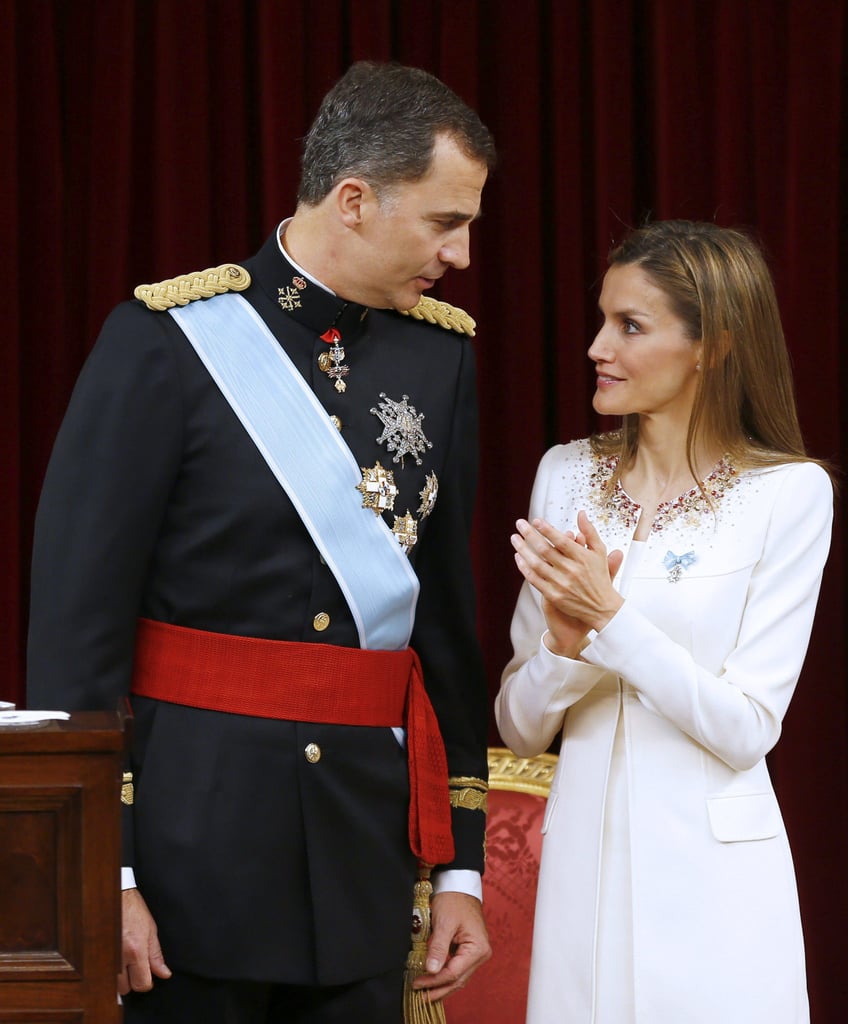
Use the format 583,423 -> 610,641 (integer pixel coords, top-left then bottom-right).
278,284 -> 302,311
278,272 -> 307,312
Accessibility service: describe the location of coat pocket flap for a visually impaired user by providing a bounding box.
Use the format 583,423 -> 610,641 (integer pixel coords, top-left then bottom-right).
706,792 -> 782,842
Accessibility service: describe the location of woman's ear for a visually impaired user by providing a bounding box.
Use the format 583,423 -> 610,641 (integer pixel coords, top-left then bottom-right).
701,330 -> 732,370
717,329 -> 732,364
711,329 -> 732,367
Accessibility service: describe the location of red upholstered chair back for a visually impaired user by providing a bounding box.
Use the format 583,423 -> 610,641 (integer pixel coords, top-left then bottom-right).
447,747 -> 557,1024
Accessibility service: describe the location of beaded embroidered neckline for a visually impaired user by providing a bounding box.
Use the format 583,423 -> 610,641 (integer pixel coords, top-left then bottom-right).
589,453 -> 740,533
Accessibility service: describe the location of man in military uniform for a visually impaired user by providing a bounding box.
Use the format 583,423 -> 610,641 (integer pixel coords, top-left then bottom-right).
27,62 -> 495,1023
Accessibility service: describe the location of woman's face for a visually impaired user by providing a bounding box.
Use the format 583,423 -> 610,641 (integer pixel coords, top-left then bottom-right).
588,264 -> 702,425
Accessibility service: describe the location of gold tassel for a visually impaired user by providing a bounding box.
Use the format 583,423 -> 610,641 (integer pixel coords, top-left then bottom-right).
402,864 -> 446,1024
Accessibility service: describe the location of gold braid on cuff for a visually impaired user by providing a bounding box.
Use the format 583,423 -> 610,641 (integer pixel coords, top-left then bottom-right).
121,772 -> 134,806
448,775 -> 488,813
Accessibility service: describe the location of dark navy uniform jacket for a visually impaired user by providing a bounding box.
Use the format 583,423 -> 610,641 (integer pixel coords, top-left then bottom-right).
26,228 -> 489,986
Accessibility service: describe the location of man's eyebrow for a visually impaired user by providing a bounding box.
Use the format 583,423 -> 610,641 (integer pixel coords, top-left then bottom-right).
431,208 -> 484,223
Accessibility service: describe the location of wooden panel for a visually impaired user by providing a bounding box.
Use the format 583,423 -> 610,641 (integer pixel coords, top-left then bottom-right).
0,712 -> 125,1023
0,1013 -> 84,1023
0,809 -> 59,952
0,788 -> 82,977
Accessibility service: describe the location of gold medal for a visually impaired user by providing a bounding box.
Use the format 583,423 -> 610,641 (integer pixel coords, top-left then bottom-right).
356,461 -> 398,514
392,511 -> 418,554
417,472 -> 438,519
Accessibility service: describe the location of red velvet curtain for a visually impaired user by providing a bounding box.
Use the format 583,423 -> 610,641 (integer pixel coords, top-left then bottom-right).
4,1 -> 847,1017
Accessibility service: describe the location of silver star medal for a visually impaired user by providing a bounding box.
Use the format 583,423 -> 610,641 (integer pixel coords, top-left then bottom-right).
370,393 -> 432,467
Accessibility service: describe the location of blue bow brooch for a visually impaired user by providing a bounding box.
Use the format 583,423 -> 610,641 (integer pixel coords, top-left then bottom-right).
663,549 -> 696,583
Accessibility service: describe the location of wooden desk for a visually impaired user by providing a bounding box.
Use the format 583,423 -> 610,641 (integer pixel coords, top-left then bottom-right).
0,712 -> 125,1022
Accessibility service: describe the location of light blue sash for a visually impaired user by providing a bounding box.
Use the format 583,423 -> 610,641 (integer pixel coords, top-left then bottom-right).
170,293 -> 419,650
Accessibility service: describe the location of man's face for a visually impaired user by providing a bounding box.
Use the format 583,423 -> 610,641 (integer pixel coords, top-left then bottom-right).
351,134 -> 488,310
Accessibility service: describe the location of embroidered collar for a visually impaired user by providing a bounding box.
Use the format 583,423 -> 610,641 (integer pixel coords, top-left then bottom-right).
245,227 -> 370,341
589,453 -> 740,533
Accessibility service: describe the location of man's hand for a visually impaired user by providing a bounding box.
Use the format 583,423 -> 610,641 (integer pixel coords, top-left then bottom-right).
411,891 -> 491,1002
118,888 -> 172,995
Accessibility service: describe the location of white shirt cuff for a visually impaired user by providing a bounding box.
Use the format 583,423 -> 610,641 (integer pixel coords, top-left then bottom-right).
432,868 -> 483,902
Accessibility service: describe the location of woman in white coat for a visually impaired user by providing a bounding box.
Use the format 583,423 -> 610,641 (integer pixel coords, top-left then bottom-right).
496,220 -> 832,1024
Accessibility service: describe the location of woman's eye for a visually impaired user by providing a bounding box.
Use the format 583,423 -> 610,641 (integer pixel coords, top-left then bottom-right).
622,318 -> 640,335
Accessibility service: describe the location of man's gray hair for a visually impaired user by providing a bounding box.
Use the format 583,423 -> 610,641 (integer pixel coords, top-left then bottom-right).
297,61 -> 496,206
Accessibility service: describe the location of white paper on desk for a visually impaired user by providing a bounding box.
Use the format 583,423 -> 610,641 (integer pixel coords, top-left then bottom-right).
0,710 -> 71,726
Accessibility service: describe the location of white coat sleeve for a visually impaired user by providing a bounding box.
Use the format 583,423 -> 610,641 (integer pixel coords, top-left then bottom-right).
582,461 -> 833,770
495,445 -> 607,757
496,581 -> 607,757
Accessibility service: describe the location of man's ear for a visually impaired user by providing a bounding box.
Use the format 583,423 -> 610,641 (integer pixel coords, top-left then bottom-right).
334,177 -> 376,228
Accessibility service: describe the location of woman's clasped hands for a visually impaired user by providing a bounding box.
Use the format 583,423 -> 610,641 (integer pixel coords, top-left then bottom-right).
511,509 -> 624,659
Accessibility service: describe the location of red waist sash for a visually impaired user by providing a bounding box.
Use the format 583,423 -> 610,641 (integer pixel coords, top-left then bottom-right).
131,617 -> 454,865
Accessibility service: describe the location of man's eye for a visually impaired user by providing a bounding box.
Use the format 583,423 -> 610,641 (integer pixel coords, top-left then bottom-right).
437,217 -> 469,231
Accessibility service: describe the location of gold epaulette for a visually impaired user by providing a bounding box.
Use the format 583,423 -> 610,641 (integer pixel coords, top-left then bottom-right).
448,775 -> 488,813
133,263 -> 251,311
399,295 -> 476,337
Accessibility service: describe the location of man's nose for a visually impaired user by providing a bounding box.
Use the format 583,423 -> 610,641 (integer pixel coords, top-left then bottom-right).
440,227 -> 471,270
